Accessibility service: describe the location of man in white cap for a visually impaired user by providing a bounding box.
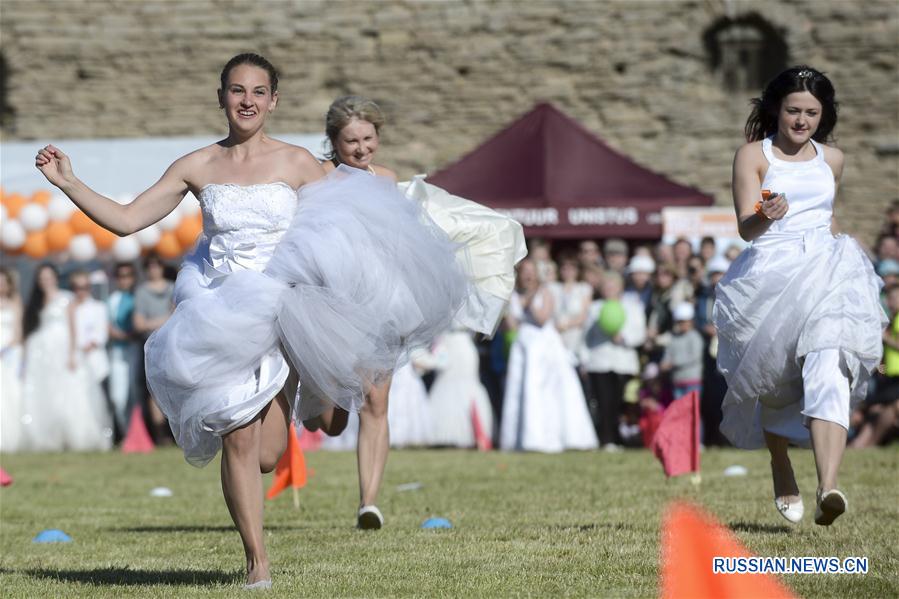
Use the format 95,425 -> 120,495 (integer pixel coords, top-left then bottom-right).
625,254 -> 655,316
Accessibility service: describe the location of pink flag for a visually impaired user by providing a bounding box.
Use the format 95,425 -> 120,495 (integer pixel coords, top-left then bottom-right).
651,391 -> 700,477
0,467 -> 12,487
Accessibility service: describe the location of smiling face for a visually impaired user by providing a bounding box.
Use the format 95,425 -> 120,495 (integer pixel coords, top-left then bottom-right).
777,91 -> 822,147
218,64 -> 277,134
334,118 -> 380,170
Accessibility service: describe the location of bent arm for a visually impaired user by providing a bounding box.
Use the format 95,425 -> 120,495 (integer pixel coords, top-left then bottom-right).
36,145 -> 191,236
732,145 -> 777,242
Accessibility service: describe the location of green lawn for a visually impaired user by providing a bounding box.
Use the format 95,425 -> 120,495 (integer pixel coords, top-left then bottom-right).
1,446 -> 896,597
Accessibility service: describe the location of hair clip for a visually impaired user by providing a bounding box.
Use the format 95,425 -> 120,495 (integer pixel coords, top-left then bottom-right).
797,69 -> 814,79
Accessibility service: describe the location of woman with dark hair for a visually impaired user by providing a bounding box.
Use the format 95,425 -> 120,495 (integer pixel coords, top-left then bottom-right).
714,66 -> 886,526
36,54 -> 471,588
20,264 -> 111,452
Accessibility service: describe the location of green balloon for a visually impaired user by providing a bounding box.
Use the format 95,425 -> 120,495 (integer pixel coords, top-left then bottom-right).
598,300 -> 626,336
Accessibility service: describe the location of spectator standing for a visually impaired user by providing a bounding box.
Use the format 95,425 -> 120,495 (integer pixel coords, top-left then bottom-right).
661,303 -> 704,400
107,262 -> 139,440
133,253 -> 175,443
0,268 -> 24,452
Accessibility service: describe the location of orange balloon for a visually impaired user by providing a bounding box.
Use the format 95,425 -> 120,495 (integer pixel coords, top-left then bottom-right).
22,231 -> 49,259
91,222 -> 117,251
174,214 -> 203,247
31,190 -> 52,206
3,194 -> 28,218
70,210 -> 94,234
155,230 -> 182,260
46,221 -> 74,252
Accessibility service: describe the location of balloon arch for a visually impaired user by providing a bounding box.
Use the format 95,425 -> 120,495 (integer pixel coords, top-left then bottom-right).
0,188 -> 202,263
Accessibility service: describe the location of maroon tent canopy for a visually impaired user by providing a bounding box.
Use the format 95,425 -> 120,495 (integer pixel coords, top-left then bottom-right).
428,103 -> 715,239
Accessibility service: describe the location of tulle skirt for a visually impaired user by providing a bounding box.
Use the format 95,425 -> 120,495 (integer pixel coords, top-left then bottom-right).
714,227 -> 887,448
147,167 -> 471,466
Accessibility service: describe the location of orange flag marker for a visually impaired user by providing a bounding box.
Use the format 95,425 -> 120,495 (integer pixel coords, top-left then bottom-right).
661,502 -> 797,599
121,405 -> 155,453
266,423 -> 307,508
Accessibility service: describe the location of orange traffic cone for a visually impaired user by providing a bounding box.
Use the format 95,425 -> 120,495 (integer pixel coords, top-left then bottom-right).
266,423 -> 307,508
661,502 -> 796,599
471,402 -> 492,451
121,406 -> 155,453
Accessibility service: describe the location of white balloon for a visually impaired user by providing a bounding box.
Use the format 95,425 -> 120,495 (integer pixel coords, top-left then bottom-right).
48,195 -> 77,221
19,204 -> 49,232
1,220 -> 26,250
69,234 -> 97,262
158,204 -> 182,231
181,194 -> 201,216
135,224 -> 161,248
112,235 -> 141,262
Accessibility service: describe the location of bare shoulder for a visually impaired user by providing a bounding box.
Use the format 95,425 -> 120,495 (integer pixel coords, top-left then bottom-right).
321,160 -> 337,173
164,144 -> 217,186
819,143 -> 844,178
372,164 -> 398,182
275,142 -> 326,184
734,140 -> 765,165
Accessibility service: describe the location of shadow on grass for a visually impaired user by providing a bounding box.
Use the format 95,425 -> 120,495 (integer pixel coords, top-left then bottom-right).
109,525 -> 306,533
26,567 -> 240,586
728,521 -> 792,534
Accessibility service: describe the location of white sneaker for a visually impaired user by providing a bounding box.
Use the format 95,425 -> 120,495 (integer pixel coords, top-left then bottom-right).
815,489 -> 847,526
357,505 -> 384,530
774,496 -> 804,524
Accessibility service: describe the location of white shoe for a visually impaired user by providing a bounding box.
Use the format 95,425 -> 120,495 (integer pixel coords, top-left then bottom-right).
357,505 -> 384,530
815,489 -> 847,526
243,580 -> 272,591
602,443 -> 622,453
774,496 -> 804,523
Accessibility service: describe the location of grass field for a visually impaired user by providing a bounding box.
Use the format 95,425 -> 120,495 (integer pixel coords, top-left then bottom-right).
0,446 -> 897,597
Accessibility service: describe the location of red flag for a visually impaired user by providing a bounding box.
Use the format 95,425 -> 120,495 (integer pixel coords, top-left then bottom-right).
661,502 -> 797,599
651,391 -> 700,477
266,424 -> 307,505
0,467 -> 12,486
121,405 -> 155,453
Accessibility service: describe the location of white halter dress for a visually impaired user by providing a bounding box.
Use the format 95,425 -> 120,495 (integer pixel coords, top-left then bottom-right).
147,165 -> 524,466
714,138 -> 886,449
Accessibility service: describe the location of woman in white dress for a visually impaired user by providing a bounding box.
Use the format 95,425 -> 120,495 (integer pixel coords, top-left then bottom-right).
36,54 -> 470,588
426,328 -> 495,449
714,66 -> 886,526
501,259 -> 598,452
550,255 -> 592,366
309,95 -> 525,527
0,267 -> 24,453
20,264 -> 112,452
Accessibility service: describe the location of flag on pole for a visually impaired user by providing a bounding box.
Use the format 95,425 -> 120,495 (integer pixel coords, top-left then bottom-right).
651,390 -> 700,477
661,502 -> 796,598
266,423 -> 307,508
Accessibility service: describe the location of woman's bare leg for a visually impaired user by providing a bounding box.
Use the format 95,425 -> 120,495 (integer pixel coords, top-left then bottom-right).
221,419 -> 268,585
358,378 -> 391,508
764,430 -> 800,503
220,394 -> 291,586
809,418 -> 847,493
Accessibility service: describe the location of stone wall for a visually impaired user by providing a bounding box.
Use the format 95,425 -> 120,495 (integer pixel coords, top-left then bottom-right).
2,0 -> 896,243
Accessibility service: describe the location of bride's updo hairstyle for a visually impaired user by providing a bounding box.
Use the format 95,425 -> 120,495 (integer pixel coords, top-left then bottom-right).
744,65 -> 838,143
324,95 -> 385,165
219,53 -> 279,93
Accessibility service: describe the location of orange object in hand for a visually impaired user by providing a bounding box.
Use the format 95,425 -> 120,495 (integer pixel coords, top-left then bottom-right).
755,189 -> 775,219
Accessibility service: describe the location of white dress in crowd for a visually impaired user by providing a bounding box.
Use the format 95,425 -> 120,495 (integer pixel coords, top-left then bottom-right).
74,297 -> 110,385
426,329 -> 494,448
500,290 -> 599,452
149,166 -> 524,466
714,137 -> 887,448
550,281 -> 593,365
20,291 -> 112,451
0,303 -> 23,452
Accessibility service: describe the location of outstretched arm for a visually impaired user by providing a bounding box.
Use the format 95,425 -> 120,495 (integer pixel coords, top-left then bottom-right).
36,144 -> 191,236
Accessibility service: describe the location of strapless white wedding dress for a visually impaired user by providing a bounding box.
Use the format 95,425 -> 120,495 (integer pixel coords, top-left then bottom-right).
147,166 -> 522,466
